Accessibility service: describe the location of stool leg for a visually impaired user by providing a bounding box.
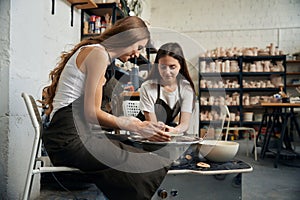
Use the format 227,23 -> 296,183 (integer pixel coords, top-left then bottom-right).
252,129 -> 257,161
274,112 -> 288,168
245,130 -> 249,157
247,128 -> 257,161
23,170 -> 34,200
261,113 -> 274,158
256,110 -> 268,158
291,109 -> 300,139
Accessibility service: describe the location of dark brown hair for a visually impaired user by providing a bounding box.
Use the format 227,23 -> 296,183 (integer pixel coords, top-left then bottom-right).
44,16 -> 150,115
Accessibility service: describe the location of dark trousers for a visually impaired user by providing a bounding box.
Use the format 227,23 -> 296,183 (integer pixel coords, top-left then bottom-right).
43,100 -> 170,200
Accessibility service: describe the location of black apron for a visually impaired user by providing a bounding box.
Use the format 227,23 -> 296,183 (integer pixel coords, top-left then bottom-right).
42,96 -> 171,200
137,83 -> 182,127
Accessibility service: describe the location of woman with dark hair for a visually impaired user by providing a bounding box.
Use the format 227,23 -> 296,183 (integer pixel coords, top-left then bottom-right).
42,16 -> 172,199
139,42 -> 196,134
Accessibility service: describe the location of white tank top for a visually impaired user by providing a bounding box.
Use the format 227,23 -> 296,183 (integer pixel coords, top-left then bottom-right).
50,44 -> 100,120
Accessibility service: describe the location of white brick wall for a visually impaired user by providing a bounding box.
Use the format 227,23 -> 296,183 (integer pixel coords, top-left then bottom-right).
280,28 -> 300,54
149,0 -> 300,54
0,0 -> 81,199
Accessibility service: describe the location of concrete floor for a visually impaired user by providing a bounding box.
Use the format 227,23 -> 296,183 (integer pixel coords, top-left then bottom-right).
37,137 -> 300,200
241,141 -> 300,200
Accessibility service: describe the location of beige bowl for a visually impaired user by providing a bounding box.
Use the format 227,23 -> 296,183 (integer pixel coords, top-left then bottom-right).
198,140 -> 239,162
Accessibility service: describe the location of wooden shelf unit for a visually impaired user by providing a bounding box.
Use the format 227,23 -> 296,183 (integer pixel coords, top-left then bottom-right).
286,60 -> 300,92
198,55 -> 286,128
67,0 -> 97,9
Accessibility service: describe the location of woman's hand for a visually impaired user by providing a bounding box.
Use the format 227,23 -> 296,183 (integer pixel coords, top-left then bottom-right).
135,119 -> 170,142
164,125 -> 181,135
116,116 -> 170,142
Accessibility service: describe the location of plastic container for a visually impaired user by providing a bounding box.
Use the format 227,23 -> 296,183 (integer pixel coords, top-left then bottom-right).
243,112 -> 253,122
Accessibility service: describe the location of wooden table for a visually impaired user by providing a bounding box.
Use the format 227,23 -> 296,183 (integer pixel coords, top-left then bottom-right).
120,91 -> 140,97
260,102 -> 300,107
120,91 -> 140,101
257,103 -> 300,167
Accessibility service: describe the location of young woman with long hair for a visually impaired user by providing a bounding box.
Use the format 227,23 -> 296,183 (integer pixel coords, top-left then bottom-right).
42,16 -> 172,199
139,42 -> 196,135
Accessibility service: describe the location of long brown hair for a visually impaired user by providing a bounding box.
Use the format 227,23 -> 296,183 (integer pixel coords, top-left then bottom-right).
146,42 -> 195,93
44,16 -> 150,115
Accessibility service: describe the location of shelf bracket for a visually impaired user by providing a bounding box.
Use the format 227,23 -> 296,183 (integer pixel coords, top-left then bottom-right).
51,0 -> 55,15
70,2 -> 88,27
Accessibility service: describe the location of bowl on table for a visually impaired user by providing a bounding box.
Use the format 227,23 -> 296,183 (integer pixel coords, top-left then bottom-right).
198,140 -> 239,162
